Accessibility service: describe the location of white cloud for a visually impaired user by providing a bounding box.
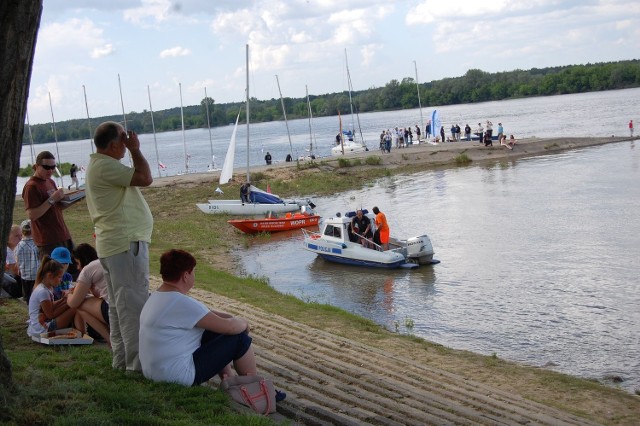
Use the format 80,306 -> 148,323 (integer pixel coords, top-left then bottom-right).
123,0 -> 172,25
37,17 -> 110,58
159,46 -> 192,58
91,44 -> 115,59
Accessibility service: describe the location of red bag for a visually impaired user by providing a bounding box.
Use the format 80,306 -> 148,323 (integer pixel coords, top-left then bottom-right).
221,375 -> 276,415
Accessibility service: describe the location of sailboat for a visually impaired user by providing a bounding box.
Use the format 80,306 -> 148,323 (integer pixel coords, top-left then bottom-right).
331,49 -> 368,156
196,45 -> 315,215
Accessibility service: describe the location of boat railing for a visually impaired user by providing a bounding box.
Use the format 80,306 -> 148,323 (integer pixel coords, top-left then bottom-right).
301,228 -> 321,240
351,230 -> 383,251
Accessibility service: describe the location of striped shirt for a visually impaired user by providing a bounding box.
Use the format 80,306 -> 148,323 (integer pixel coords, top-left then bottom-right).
15,237 -> 39,280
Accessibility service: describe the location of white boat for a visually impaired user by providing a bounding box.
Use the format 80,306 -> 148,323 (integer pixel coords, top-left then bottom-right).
198,199 -> 308,215
198,45 -> 315,215
302,210 -> 439,269
199,186 -> 314,215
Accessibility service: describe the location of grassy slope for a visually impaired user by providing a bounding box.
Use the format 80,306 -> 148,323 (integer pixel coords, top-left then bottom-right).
6,157 -> 640,425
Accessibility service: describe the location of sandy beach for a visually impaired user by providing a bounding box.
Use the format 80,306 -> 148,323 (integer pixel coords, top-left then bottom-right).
145,135 -> 640,424
149,136 -> 633,190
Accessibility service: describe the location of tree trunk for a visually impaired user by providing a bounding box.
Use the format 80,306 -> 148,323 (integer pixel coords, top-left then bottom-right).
0,0 -> 43,414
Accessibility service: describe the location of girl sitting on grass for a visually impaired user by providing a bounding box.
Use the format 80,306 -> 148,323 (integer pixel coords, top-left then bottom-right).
67,243 -> 111,345
27,256 -> 78,337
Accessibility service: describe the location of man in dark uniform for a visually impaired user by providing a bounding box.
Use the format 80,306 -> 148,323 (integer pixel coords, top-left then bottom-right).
351,209 -> 372,248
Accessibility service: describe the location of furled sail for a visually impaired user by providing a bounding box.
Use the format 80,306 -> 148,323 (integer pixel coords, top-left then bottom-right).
219,110 -> 240,185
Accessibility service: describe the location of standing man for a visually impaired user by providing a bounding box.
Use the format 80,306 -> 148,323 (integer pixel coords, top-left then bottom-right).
85,121 -> 153,372
630,120 -> 634,137
22,151 -> 75,262
264,151 -> 272,165
372,206 -> 390,251
68,163 -> 79,190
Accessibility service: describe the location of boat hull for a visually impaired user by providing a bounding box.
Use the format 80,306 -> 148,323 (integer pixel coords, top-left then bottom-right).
331,143 -> 368,156
197,201 -> 303,215
228,214 -> 320,233
303,238 -> 407,269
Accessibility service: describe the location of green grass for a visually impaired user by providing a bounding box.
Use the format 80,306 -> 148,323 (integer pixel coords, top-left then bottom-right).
454,153 -> 472,165
1,300 -> 276,425
18,162 -> 75,177
8,155 -> 640,424
364,156 -> 382,165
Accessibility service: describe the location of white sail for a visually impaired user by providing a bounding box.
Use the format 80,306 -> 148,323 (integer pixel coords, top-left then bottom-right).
219,111 -> 240,185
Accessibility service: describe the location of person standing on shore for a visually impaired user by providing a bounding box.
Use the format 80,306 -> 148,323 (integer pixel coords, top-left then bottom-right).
68,164 -> 79,190
464,124 -> 471,141
497,123 -> 504,143
630,120 -> 634,137
85,121 -> 153,372
22,151 -> 77,276
264,152 -> 272,165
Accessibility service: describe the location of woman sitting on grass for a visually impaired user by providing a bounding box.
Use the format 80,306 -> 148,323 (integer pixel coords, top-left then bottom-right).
67,243 -> 110,345
138,249 -> 285,402
27,256 -> 77,337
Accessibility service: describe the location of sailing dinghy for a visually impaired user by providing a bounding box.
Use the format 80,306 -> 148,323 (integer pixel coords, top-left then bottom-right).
197,44 -> 315,215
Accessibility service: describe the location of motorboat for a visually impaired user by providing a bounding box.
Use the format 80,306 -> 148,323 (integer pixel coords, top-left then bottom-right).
302,210 -> 439,269
228,207 -> 320,234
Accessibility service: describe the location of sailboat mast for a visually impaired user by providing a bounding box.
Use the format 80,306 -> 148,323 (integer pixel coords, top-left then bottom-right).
204,87 -> 215,169
117,74 -> 132,165
179,82 -> 188,174
306,85 -> 314,155
48,92 -> 64,188
276,74 -> 294,158
147,85 -> 162,178
246,44 -> 250,183
82,85 -> 95,153
344,49 -> 355,136
117,74 -> 128,131
25,110 -> 36,165
414,60 -> 424,133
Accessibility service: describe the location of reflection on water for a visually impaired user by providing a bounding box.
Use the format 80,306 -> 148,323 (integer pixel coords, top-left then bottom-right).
240,141 -> 640,393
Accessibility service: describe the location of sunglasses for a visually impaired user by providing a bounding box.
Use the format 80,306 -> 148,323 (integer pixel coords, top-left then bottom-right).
40,164 -> 57,170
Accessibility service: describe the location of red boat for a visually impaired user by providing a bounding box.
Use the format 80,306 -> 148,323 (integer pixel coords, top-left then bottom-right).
227,211 -> 321,234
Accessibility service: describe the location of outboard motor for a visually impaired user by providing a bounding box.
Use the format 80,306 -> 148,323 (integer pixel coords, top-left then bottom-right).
406,235 -> 434,265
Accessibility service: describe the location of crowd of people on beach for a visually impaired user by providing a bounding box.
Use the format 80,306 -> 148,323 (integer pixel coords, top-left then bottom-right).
375,120 -> 518,152
4,120 -> 286,412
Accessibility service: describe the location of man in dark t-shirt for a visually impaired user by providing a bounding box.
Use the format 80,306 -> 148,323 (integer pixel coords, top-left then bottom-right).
351,209 -> 372,248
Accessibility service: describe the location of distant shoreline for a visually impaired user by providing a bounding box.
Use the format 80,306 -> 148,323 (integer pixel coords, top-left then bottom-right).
149,136 -> 636,190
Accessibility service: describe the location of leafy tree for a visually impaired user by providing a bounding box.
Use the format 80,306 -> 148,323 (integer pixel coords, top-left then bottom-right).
21,60 -> 640,145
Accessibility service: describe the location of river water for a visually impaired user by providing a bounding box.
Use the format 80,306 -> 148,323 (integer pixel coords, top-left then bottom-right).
17,89 -> 639,392
17,87 -> 638,193
240,140 -> 640,393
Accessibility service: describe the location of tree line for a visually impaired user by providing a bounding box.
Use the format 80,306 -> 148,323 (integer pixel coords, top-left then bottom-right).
24,60 -> 640,145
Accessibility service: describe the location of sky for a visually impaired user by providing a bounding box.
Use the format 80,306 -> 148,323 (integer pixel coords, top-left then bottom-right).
27,0 -> 640,124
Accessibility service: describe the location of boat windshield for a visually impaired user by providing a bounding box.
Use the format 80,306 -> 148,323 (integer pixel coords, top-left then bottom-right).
324,224 -> 342,239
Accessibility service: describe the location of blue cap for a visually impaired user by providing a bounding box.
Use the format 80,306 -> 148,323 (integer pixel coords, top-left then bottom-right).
51,247 -> 72,264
